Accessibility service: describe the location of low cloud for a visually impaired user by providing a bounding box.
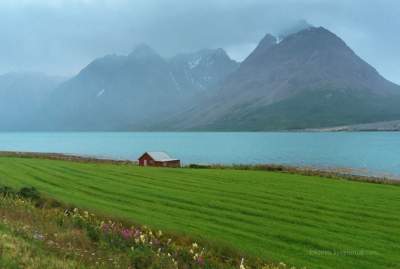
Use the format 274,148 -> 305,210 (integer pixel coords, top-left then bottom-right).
0,0 -> 399,83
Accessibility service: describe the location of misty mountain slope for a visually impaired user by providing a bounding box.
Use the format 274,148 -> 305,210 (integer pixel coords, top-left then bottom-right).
43,45 -> 182,130
169,48 -> 239,94
0,72 -> 63,131
42,45 -> 239,130
169,27 -> 400,130
191,90 -> 400,131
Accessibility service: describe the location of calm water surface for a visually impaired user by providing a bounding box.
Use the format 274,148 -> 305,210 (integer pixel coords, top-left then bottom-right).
0,132 -> 399,178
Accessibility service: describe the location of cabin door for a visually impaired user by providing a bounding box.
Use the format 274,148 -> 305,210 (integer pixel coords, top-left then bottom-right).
144,160 -> 148,166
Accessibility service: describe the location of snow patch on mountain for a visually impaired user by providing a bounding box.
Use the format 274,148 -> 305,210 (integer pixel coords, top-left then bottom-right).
97,89 -> 105,97
188,57 -> 202,69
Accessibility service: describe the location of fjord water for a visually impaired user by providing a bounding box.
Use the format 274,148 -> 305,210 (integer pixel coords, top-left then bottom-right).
0,132 -> 399,178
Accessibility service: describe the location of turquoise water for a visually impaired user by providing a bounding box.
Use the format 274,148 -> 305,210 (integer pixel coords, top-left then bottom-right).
0,132 -> 399,178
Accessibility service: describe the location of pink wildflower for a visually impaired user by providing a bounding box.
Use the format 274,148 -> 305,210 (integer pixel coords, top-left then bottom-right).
121,228 -> 134,240
197,256 -> 205,266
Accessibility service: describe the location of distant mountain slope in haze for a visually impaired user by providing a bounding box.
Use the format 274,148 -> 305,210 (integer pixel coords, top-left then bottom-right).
170,48 -> 239,94
44,45 -> 182,130
0,72 -> 64,131
169,27 -> 400,130
42,45 -> 238,130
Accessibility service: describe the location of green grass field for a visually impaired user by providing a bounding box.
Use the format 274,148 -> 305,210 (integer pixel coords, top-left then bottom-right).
0,157 -> 399,269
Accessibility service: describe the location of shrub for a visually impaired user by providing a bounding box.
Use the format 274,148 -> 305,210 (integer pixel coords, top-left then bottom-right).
86,225 -> 100,242
188,164 -> 211,169
130,246 -> 156,269
0,186 -> 15,197
17,187 -> 40,200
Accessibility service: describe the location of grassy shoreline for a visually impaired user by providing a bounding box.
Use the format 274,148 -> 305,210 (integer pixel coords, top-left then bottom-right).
0,151 -> 134,164
1,150 -> 399,185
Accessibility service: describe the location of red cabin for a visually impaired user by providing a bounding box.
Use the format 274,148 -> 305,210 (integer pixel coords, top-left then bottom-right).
138,151 -> 180,168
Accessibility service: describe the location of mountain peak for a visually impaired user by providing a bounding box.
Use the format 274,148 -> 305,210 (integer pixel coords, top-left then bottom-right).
129,44 -> 160,59
282,26 -> 348,52
259,34 -> 278,48
278,20 -> 314,39
243,34 -> 277,63
196,48 -> 231,60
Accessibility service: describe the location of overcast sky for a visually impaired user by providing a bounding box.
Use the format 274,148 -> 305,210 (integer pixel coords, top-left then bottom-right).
0,0 -> 399,83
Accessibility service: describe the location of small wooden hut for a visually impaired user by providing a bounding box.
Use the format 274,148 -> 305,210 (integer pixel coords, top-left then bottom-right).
138,151 -> 180,167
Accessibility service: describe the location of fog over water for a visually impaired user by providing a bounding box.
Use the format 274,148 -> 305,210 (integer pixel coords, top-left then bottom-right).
0,0 -> 399,84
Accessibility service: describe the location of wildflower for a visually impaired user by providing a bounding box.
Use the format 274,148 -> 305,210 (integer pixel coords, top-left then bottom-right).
33,232 -> 45,241
279,262 -> 287,268
120,228 -> 133,240
101,223 -> 111,233
193,253 -> 199,260
192,242 -> 198,249
197,256 -> 205,266
157,230 -> 162,237
140,234 -> 146,243
240,258 -> 246,269
134,229 -> 141,238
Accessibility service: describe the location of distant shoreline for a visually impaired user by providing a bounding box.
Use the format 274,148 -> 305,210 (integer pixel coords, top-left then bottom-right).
304,120 -> 400,132
1,150 -> 399,185
0,151 -> 134,165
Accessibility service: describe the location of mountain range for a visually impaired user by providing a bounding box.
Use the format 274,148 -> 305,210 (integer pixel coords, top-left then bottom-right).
40,45 -> 238,130
1,25 -> 400,131
166,27 -> 400,130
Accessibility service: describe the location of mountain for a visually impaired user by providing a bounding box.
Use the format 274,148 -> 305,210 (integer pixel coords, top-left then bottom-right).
42,45 -> 237,130
167,27 -> 400,131
0,72 -> 64,131
277,19 -> 313,41
169,48 -> 239,94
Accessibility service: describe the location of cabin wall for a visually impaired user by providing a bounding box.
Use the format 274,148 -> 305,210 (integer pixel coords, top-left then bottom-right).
157,160 -> 181,168
138,154 -> 155,166
139,157 -> 180,167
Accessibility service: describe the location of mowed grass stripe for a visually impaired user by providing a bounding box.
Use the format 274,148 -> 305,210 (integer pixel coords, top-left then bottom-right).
0,157 -> 399,269
90,162 -> 395,217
